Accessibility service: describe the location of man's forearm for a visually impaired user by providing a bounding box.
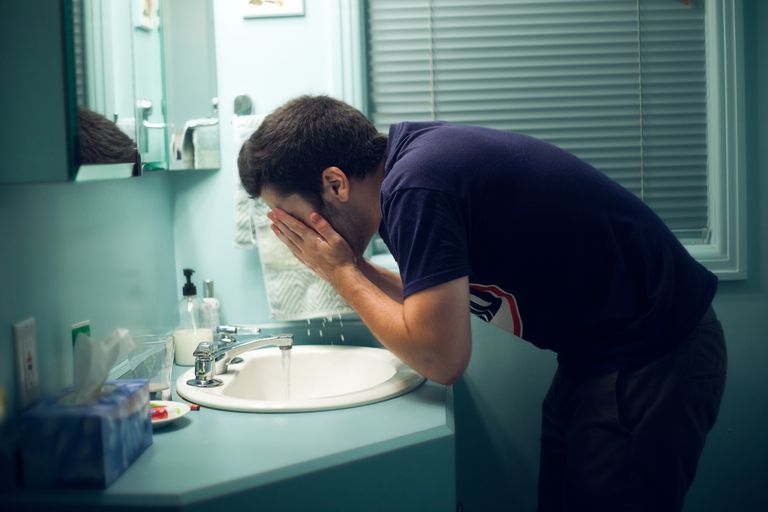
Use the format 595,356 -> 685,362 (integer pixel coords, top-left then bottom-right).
329,263 -> 470,385
357,258 -> 404,303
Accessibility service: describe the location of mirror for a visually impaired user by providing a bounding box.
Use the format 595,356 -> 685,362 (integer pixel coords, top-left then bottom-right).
70,0 -> 220,181
162,0 -> 220,171
71,0 -> 142,180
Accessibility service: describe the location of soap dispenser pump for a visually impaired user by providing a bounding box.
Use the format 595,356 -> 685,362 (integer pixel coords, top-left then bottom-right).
182,268 -> 197,297
174,268 -> 213,366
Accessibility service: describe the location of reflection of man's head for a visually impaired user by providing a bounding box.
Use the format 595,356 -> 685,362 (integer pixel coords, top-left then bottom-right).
77,106 -> 138,166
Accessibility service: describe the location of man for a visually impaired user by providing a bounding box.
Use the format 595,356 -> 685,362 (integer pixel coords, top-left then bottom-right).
238,95 -> 726,511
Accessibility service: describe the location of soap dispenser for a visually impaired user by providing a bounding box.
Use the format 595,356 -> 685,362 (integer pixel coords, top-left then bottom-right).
174,268 -> 213,366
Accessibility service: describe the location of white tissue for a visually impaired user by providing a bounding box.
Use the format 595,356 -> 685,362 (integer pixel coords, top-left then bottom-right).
60,329 -> 136,405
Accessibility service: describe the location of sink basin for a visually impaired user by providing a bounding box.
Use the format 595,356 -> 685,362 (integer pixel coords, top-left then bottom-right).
175,345 -> 425,412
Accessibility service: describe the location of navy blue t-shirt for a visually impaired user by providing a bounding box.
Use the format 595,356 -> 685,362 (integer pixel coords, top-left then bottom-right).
379,122 -> 717,374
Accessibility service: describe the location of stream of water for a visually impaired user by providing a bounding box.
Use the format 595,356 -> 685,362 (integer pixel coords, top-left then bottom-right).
281,348 -> 291,400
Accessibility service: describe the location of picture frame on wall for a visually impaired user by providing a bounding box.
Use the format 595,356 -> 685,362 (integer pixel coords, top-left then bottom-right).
243,0 -> 305,19
136,0 -> 160,31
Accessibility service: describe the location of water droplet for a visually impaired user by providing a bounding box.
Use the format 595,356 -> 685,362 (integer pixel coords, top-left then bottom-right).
319,329 -> 324,337
340,334 -> 345,342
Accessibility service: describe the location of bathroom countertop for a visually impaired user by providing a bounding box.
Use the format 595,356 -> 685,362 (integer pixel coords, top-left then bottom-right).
4,364 -> 454,510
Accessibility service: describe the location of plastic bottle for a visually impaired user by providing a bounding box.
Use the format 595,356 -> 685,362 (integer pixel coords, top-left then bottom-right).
200,279 -> 221,332
174,269 -> 213,366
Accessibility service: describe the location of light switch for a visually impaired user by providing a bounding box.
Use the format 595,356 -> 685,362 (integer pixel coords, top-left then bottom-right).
13,317 -> 40,409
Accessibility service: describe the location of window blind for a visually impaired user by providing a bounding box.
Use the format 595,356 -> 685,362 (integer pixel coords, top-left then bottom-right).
365,0 -> 708,240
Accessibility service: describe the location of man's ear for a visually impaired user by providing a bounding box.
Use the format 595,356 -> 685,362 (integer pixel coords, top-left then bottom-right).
321,166 -> 350,204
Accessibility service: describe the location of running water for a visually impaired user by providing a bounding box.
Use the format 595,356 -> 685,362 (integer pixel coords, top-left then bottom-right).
281,348 -> 292,400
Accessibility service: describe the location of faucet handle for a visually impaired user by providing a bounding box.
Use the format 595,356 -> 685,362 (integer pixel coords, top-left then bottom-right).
216,325 -> 238,335
193,341 -> 216,359
187,341 -> 223,388
216,324 -> 262,344
216,324 -> 262,335
216,325 -> 238,344
234,324 -> 262,334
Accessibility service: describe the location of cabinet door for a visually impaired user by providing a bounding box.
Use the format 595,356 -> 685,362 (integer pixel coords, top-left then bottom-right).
0,1 -> 75,184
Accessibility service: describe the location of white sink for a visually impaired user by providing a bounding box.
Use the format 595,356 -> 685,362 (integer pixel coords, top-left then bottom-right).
175,345 -> 425,412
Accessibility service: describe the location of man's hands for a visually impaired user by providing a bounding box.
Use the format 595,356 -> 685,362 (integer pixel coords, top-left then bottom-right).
267,208 -> 355,284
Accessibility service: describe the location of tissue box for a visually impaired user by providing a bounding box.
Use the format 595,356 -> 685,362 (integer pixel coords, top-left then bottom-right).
20,379 -> 153,488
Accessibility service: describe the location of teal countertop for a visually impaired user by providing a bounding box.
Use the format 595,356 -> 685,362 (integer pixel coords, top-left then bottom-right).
3,364 -> 454,510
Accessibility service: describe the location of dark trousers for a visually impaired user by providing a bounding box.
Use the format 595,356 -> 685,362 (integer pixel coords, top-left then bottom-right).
538,307 -> 727,512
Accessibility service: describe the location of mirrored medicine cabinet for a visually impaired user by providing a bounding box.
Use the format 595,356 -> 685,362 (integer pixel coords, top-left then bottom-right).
0,0 -> 220,185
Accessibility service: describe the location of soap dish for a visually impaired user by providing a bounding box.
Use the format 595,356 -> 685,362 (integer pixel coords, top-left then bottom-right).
150,400 -> 191,428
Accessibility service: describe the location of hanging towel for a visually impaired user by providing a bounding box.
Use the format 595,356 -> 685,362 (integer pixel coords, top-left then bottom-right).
233,114 -> 353,320
172,118 -> 221,169
233,114 -> 264,247
191,122 -> 220,169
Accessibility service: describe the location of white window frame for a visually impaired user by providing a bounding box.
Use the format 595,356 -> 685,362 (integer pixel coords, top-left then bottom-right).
688,0 -> 747,279
342,0 -> 747,279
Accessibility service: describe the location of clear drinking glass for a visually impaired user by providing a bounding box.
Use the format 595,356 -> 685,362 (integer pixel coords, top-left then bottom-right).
130,333 -> 175,400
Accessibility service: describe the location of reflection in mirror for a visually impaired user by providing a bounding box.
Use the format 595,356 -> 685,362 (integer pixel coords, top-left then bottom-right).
70,0 -> 220,179
76,106 -> 140,181
132,0 -> 168,170
72,0 -> 145,180
163,0 -> 220,171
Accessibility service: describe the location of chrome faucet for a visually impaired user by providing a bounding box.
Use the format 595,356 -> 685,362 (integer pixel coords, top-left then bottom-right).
186,325 -> 293,388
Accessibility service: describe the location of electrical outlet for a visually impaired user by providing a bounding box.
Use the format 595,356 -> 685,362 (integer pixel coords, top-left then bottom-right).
13,317 -> 40,409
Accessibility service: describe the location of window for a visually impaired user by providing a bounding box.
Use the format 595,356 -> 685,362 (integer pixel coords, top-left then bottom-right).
362,0 -> 746,278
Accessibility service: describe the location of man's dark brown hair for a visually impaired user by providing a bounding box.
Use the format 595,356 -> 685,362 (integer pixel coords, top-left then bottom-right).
238,95 -> 387,210
77,106 -> 138,165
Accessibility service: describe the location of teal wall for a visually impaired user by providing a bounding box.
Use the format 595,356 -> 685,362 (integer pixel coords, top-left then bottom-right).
454,1 -> 768,510
0,175 -> 178,416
